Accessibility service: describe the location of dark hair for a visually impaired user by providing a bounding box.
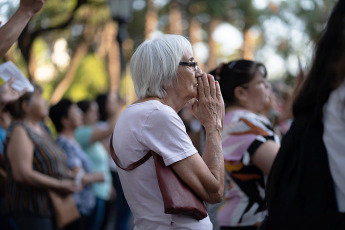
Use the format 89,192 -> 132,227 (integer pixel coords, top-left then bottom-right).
293,0 -> 345,117
49,99 -> 73,133
76,100 -> 92,114
96,93 -> 108,121
6,83 -> 43,120
209,59 -> 267,105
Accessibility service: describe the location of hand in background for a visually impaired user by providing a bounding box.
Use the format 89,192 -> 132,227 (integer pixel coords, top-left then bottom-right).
56,179 -> 82,196
19,0 -> 45,15
82,172 -> 105,186
0,77 -> 27,108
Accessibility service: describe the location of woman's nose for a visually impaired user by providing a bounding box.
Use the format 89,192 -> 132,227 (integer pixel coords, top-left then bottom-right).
195,67 -> 203,78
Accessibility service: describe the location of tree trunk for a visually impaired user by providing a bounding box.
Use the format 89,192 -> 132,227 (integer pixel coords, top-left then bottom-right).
49,27 -> 94,104
169,0 -> 182,35
189,17 -> 205,71
96,22 -> 120,93
243,29 -> 255,60
206,19 -> 220,72
108,26 -> 121,93
145,0 -> 158,39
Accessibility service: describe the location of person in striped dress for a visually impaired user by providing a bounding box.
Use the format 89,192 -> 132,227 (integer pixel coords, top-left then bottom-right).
4,84 -> 81,230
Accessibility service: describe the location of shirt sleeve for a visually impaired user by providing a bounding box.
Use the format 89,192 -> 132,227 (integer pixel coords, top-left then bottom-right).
141,107 -> 197,166
223,115 -> 274,164
57,138 -> 82,169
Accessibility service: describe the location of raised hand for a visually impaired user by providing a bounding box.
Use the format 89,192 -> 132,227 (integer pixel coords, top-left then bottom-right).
19,0 -> 45,15
56,179 -> 82,196
0,77 -> 27,108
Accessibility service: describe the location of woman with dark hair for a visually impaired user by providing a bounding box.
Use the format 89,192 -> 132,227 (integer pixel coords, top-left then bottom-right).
75,100 -> 115,230
209,60 -> 280,229
3,84 -> 80,230
49,99 -> 105,230
262,0 -> 345,229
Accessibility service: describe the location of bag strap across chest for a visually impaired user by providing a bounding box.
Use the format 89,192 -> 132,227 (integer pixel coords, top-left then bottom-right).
109,133 -> 152,171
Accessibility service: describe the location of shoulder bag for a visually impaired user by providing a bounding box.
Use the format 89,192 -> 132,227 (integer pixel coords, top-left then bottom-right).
48,190 -> 80,229
110,134 -> 207,220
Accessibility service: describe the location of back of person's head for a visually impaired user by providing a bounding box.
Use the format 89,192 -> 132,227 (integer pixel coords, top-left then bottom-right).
77,100 -> 92,114
130,34 -> 193,99
96,93 -> 108,122
49,99 -> 73,133
5,83 -> 43,120
209,59 -> 267,106
293,0 -> 345,117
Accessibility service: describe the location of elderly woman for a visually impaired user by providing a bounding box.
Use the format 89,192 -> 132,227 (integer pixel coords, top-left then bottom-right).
4,84 -> 80,230
112,34 -> 225,229
209,60 -> 280,229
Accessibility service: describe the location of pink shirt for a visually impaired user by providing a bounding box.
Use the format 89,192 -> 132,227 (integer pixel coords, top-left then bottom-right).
113,100 -> 212,230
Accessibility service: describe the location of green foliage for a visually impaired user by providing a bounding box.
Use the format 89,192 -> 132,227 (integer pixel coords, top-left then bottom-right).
2,0 -> 341,101
65,54 -> 109,102
31,0 -> 78,29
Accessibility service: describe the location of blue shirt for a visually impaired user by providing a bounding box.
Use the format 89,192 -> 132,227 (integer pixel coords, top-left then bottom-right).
0,126 -> 7,154
56,135 -> 95,215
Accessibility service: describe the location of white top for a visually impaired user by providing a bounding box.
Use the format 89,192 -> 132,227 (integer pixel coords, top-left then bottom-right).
323,80 -> 345,212
112,100 -> 212,230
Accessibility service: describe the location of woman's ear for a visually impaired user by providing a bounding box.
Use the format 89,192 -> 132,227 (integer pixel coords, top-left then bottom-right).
21,100 -> 30,114
234,86 -> 248,104
61,117 -> 69,130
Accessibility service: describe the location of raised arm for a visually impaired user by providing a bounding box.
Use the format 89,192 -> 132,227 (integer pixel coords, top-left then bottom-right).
0,0 -> 45,58
171,73 -> 225,204
90,115 -> 117,143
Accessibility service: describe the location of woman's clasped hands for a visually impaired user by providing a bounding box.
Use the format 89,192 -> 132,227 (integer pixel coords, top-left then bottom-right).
191,73 -> 225,133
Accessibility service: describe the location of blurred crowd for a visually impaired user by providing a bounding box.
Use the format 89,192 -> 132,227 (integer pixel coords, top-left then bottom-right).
1,0 -> 345,230
0,88 -> 133,230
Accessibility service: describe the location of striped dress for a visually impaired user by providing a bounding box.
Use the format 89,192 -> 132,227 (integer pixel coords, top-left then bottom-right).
4,121 -> 68,217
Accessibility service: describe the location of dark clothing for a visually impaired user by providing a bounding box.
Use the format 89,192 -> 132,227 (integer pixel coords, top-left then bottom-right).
12,212 -> 56,230
221,226 -> 258,230
4,121 -> 67,217
261,113 -> 345,230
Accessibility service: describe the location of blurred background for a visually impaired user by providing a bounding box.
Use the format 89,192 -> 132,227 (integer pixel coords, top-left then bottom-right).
0,0 -> 337,104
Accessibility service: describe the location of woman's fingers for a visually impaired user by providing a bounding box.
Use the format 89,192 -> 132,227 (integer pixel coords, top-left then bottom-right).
197,74 -> 205,100
200,73 -> 210,100
215,80 -> 222,100
208,74 -> 216,98
198,74 -> 217,101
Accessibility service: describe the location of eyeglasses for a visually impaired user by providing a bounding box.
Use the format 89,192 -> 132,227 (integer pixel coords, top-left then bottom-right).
179,62 -> 198,71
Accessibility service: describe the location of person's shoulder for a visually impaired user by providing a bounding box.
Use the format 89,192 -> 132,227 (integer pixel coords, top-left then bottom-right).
227,109 -> 256,123
149,104 -> 179,124
75,126 -> 93,142
8,123 -> 30,143
56,136 -> 73,148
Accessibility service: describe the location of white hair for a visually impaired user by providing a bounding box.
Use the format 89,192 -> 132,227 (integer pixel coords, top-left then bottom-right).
130,34 -> 193,98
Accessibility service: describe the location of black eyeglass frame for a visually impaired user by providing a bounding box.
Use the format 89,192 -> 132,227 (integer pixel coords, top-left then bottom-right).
179,61 -> 198,71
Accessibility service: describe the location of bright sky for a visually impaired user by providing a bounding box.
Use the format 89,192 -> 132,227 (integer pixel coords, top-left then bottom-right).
0,0 -> 19,24
213,23 -> 244,57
